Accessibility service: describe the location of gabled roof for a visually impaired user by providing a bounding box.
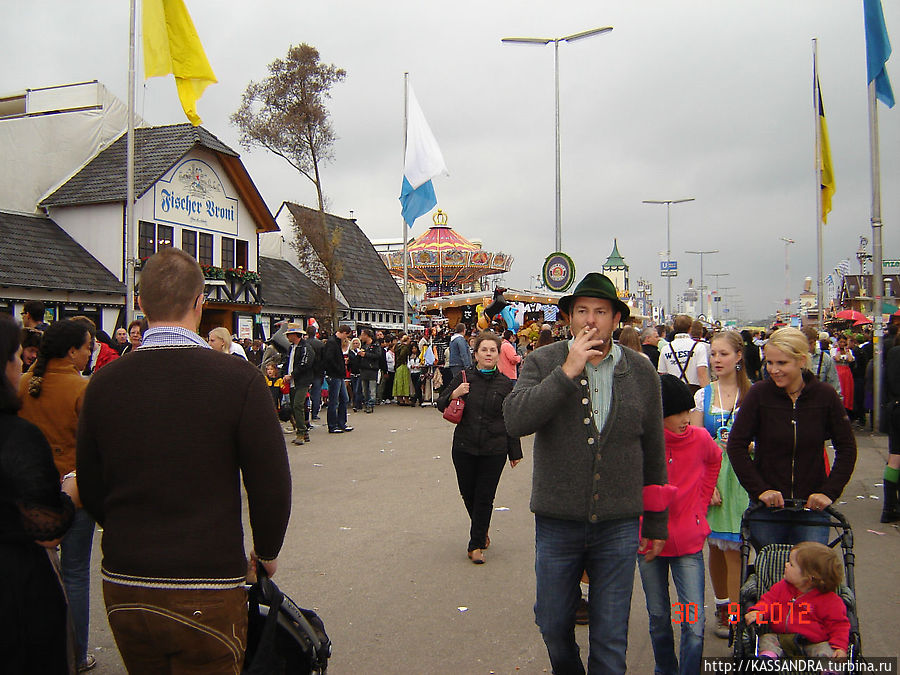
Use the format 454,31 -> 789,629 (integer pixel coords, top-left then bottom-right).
0,210 -> 124,294
41,123 -> 277,232
259,256 -> 345,313
281,203 -> 406,312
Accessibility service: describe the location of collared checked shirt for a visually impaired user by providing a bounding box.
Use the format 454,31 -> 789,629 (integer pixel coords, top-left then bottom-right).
138,326 -> 211,350
568,339 -> 622,431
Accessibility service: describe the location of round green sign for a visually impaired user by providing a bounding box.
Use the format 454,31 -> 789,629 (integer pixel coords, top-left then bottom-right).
542,252 -> 576,292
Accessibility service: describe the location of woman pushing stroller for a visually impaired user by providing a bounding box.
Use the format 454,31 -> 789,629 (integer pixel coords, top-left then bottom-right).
726,328 -> 857,547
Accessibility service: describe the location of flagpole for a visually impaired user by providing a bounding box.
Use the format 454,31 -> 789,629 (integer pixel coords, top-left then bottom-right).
402,72 -> 410,332
125,0 -> 137,326
868,79 -> 885,431
813,40 -> 826,332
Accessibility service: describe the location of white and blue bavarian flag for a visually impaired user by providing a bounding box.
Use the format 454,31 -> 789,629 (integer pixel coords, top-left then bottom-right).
399,84 -> 449,227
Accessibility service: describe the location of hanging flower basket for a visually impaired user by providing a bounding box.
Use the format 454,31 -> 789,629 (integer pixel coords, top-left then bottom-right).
201,264 -> 225,280
225,268 -> 260,283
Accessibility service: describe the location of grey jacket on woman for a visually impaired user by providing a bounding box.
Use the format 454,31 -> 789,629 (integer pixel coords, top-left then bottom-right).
812,348 -> 842,397
503,341 -> 669,540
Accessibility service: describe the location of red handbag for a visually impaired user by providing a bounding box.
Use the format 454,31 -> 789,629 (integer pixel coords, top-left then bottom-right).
442,372 -> 467,424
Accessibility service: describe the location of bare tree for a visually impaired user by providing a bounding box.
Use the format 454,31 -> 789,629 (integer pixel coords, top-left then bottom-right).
231,43 -> 346,327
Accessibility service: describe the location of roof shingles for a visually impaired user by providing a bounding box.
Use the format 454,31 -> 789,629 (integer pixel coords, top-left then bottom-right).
0,211 -> 124,294
283,203 -> 406,313
41,124 -> 238,207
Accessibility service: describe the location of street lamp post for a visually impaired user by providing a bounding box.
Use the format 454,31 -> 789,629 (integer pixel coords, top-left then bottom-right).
503,26 -> 613,254
685,249 -> 719,319
643,198 -> 695,322
706,272 -> 730,322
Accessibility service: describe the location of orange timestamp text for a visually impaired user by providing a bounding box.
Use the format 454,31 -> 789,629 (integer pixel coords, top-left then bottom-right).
671,602 -> 812,625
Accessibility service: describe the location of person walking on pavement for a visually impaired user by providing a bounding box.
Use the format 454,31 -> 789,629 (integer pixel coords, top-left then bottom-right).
324,325 -> 353,434
284,323 -> 313,446
658,314 -> 710,393
75,248 -> 291,672
504,272 -> 669,675
498,330 -> 522,380
358,329 -> 383,413
448,323 -> 472,379
307,325 -> 326,422
437,331 -> 522,564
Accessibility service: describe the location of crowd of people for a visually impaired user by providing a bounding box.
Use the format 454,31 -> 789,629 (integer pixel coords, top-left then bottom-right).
1,262 -> 894,673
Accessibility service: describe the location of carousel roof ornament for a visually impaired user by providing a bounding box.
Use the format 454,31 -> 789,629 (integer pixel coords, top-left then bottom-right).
381,209 -> 513,291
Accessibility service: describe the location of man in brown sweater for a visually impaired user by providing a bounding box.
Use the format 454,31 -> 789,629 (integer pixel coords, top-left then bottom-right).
77,248 -> 291,673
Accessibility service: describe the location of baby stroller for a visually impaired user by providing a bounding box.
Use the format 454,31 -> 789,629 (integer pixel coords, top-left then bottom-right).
731,499 -> 861,668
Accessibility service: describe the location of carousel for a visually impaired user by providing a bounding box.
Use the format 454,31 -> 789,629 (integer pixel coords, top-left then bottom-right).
380,209 -> 513,297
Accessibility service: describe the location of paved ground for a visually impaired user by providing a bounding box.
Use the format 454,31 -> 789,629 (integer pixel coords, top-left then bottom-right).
82,404 -> 899,673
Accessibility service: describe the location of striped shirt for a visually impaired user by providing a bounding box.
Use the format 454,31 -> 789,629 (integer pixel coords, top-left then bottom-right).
139,326 -> 211,350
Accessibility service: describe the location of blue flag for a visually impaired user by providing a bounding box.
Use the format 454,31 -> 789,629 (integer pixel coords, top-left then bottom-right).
400,176 -> 437,228
864,0 -> 895,107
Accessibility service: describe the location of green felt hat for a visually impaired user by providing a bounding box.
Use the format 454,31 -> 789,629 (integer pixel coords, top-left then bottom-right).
558,272 -> 630,322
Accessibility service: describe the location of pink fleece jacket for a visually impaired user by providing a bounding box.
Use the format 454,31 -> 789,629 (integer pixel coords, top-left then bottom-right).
656,425 -> 721,557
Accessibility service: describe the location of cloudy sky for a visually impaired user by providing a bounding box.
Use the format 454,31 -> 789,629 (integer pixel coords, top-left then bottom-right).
4,1 -> 899,322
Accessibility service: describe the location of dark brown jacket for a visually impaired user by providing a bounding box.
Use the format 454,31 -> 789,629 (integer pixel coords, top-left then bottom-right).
727,372 -> 856,502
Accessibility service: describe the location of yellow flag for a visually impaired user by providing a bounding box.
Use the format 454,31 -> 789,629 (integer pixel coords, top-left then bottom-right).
143,0 -> 217,126
817,75 -> 835,224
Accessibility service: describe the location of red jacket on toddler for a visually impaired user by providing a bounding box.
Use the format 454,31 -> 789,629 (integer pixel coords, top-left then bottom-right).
749,579 -> 850,651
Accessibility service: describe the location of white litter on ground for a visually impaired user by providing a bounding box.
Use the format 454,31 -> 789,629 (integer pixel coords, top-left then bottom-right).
495,507 -> 510,512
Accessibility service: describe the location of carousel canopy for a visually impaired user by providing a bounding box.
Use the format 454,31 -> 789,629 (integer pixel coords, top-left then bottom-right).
380,209 -> 513,290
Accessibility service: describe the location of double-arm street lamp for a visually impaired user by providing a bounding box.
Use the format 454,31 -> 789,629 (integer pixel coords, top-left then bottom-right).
685,249 -> 718,319
503,26 -> 613,254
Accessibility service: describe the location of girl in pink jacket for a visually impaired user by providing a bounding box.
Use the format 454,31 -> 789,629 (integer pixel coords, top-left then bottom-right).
639,374 -> 722,675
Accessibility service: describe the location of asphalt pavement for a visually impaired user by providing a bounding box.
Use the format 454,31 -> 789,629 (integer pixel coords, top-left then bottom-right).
82,404 -> 899,673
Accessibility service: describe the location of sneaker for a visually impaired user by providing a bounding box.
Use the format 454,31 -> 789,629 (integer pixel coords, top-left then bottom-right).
328,428 -> 344,434
342,426 -> 354,432
303,431 -> 310,442
291,437 -> 304,445
713,603 -> 731,639
78,655 -> 97,672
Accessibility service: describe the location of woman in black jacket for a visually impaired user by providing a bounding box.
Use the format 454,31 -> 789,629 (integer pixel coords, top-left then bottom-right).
437,331 -> 523,564
0,315 -> 77,672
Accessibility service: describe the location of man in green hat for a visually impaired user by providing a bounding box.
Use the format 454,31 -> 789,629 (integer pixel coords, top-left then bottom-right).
504,272 -> 669,674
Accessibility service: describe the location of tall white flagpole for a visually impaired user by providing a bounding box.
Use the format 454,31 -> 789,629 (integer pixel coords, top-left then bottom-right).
813,40 -> 826,332
402,72 -> 409,331
125,0 -> 137,325
868,78 -> 885,430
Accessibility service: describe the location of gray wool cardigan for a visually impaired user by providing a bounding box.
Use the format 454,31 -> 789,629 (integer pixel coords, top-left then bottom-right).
503,340 -> 669,540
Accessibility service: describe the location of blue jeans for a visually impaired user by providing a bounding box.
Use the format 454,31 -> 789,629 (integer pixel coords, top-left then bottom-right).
637,552 -> 705,675
534,515 -> 639,675
362,377 -> 377,407
350,374 -> 363,409
327,375 -> 349,430
62,508 -> 96,663
747,509 -> 830,551
310,376 -> 324,418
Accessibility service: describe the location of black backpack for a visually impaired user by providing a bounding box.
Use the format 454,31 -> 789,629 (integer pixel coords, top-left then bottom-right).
243,571 -> 331,674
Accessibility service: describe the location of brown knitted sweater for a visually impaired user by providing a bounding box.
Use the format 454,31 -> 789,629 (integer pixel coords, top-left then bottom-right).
76,345 -> 292,589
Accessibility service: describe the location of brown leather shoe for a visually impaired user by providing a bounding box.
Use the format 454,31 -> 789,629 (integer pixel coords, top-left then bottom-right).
575,598 -> 589,625
467,549 -> 485,564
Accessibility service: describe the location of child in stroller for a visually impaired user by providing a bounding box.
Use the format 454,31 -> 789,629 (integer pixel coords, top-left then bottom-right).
732,501 -> 862,664
744,542 -> 849,659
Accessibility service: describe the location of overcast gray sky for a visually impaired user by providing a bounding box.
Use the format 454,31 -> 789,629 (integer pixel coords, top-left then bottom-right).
4,0 -> 899,322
